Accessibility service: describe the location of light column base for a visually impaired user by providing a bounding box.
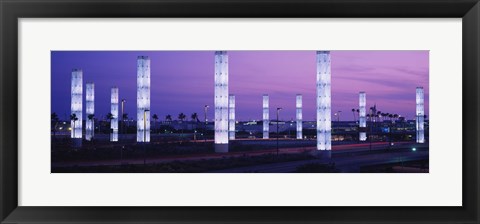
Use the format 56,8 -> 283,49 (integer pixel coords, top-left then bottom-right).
311,150 -> 331,159
72,138 -> 82,148
215,144 -> 229,153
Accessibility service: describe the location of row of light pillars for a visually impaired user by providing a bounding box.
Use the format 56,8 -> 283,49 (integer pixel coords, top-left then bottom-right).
70,56 -> 151,145
73,76 -> 122,143
213,51 -> 330,156
358,87 -> 424,144
260,94 -> 303,141
72,52 -> 308,151
71,52 -> 424,156
213,51 -> 425,158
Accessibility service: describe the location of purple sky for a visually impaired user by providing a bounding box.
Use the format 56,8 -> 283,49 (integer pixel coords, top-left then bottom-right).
51,51 -> 429,121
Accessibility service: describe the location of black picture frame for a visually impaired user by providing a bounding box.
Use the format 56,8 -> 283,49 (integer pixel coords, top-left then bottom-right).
1,0 -> 479,223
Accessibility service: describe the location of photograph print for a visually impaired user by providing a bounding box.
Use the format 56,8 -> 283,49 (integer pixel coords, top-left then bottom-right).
51,50 -> 429,173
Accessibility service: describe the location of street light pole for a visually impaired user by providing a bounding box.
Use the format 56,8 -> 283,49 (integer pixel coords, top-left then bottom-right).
143,109 -> 150,166
121,99 -> 126,136
144,109 -> 150,142
204,105 -> 209,143
416,113 -> 420,143
370,108 -> 373,142
276,107 -> 282,156
119,99 -> 126,163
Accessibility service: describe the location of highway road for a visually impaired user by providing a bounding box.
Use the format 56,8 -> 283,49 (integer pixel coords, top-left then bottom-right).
52,141 -> 410,167
52,141 -> 427,173
210,148 -> 428,173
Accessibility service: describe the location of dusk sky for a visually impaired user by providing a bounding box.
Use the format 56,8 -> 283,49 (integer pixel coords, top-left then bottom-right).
51,51 -> 429,122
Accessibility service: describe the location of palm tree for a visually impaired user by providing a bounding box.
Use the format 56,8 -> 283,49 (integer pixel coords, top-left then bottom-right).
105,113 -> 114,135
70,113 -> 78,138
178,113 -> 186,122
191,113 -> 199,122
51,113 -> 59,137
165,114 -> 172,123
178,113 -> 186,135
106,113 -> 114,121
351,108 -> 356,122
191,113 -> 199,132
191,113 -> 199,140
152,114 -> 159,133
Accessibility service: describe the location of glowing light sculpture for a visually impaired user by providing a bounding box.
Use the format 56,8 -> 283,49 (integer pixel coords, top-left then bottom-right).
137,56 -> 150,142
111,87 -> 119,142
229,94 -> 235,140
214,51 -> 229,152
263,94 -> 269,139
359,91 -> 367,141
296,94 -> 303,139
416,87 -> 425,143
316,51 -> 331,158
71,69 -> 83,141
85,83 -> 94,141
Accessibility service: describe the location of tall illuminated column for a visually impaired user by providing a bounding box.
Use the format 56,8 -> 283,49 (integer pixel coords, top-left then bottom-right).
359,92 -> 367,141
71,69 -> 83,140
137,56 -> 150,142
229,94 -> 235,140
85,83 -> 94,141
111,87 -> 119,142
263,94 -> 269,139
296,94 -> 302,139
316,51 -> 331,158
214,51 -> 229,152
416,87 -> 425,143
